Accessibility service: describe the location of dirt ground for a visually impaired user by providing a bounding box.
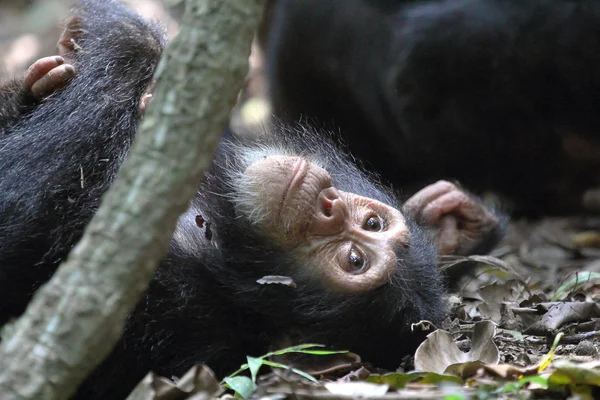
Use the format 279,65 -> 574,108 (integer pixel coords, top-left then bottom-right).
1,1 -> 599,399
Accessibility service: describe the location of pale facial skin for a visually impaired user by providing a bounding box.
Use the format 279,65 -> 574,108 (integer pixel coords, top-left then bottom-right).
241,155 -> 499,293
242,156 -> 408,293
305,188 -> 409,292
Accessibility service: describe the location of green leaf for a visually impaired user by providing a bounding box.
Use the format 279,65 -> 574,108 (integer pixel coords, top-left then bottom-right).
496,381 -> 521,394
520,375 -> 549,389
552,271 -> 600,301
261,360 -> 319,384
265,343 -> 325,357
261,360 -> 289,369
222,344 -> 345,388
443,394 -> 465,400
551,359 -> 600,386
537,332 -> 563,372
223,376 -> 256,399
290,367 -> 319,383
246,356 -> 263,383
496,375 -> 549,393
368,371 -> 462,389
298,349 -> 349,355
224,363 -> 249,380
265,343 -> 348,357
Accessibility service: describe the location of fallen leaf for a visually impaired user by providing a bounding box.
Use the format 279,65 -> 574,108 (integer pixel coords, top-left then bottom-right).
478,280 -> 525,323
549,359 -> 600,386
571,231 -> 600,249
415,320 -> 499,375
126,365 -> 223,400
524,302 -> 600,335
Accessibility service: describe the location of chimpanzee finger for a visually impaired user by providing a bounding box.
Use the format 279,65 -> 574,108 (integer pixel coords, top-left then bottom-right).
403,180 -> 457,218
23,56 -> 65,91
30,64 -> 76,98
438,215 -> 459,254
420,189 -> 478,225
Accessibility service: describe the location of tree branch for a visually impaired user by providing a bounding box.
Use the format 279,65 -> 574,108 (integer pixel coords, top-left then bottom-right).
0,0 -> 265,398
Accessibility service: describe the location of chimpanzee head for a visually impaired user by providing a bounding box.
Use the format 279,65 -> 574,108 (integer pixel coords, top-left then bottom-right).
187,125 -> 448,368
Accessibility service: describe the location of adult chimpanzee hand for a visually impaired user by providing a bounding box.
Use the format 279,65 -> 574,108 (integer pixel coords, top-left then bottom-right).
403,180 -> 502,255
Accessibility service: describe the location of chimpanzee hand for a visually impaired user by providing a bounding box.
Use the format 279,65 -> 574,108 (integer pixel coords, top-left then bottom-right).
403,181 -> 504,255
24,56 -> 75,98
23,15 -> 81,98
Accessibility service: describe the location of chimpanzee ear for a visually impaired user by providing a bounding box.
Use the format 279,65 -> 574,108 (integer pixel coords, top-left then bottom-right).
57,16 -> 83,56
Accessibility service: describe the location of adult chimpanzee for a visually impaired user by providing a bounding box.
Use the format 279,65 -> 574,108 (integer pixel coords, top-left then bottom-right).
265,0 -> 600,215
0,1 -> 504,399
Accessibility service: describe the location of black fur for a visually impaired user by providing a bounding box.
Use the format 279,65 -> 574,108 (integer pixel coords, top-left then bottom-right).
0,76 -> 38,136
78,125 -> 449,398
266,0 -> 600,214
0,0 -> 165,325
0,2 -> 450,399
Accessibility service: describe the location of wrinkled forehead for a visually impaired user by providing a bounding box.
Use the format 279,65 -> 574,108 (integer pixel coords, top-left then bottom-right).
221,134 -> 401,209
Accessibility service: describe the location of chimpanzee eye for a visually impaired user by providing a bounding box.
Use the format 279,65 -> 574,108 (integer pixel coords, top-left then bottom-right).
363,215 -> 383,231
347,246 -> 368,274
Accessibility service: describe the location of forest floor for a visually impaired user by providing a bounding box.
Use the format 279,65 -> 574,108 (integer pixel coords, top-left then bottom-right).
1,1 -> 599,399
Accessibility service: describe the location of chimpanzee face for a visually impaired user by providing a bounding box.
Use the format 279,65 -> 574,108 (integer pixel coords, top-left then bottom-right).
232,155 -> 410,293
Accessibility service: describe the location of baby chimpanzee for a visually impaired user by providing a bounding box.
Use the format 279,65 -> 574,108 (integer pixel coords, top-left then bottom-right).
0,1 -> 504,398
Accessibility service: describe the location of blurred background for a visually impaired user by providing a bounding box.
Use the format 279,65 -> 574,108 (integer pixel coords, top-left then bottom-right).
0,0 -> 183,76
0,0 -> 269,132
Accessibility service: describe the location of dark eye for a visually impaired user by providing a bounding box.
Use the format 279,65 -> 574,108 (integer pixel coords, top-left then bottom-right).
363,215 -> 383,231
347,247 -> 368,274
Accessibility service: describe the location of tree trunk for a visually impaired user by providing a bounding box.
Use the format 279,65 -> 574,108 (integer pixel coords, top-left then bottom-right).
0,0 -> 265,398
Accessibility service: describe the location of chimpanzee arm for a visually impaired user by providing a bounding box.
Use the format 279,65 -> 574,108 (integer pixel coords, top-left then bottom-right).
0,0 -> 164,322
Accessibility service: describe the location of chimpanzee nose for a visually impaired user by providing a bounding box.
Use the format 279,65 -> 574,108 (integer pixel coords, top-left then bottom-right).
313,187 -> 347,236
